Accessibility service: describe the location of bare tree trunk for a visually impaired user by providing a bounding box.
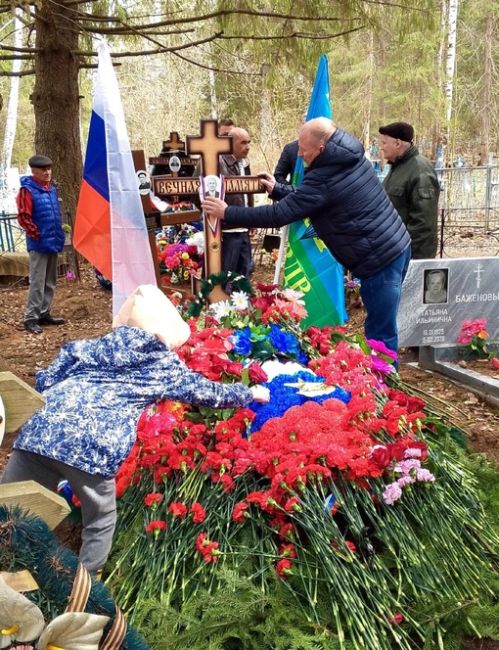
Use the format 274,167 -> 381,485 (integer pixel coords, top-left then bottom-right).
2,13 -> 22,175
31,0 -> 82,217
362,30 -> 375,152
444,0 -> 459,137
208,69 -> 218,118
479,11 -> 493,160
431,0 -> 447,159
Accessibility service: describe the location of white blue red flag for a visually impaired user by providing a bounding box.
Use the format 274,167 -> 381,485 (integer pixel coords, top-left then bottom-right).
74,40 -> 156,315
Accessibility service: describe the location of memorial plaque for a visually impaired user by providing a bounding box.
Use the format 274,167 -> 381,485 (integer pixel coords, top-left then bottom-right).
398,257 -> 499,347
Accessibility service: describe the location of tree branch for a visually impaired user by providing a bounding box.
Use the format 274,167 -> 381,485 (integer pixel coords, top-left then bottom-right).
0,68 -> 34,76
0,44 -> 40,53
170,49 -> 260,75
219,26 -> 365,41
58,7 -> 359,34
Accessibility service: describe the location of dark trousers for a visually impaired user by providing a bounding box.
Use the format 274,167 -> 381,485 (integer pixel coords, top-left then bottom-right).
222,231 -> 252,279
360,246 -> 411,356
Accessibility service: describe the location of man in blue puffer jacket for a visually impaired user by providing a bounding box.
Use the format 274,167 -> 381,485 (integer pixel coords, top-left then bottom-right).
203,117 -> 412,355
17,154 -> 66,334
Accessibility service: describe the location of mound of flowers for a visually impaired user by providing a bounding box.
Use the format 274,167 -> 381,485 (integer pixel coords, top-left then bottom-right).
107,282 -> 498,650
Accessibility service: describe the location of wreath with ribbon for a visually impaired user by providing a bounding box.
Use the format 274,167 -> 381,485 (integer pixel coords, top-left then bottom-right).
186,271 -> 253,317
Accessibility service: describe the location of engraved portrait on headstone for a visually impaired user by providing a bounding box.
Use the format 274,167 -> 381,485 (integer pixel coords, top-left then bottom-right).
423,269 -> 448,304
398,258 -> 499,347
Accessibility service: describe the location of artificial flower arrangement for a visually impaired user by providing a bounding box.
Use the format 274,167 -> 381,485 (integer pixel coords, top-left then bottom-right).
457,318 -> 499,369
105,282 -> 498,650
156,225 -> 203,286
457,319 -> 489,356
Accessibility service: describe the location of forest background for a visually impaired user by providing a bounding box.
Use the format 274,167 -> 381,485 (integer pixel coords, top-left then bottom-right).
0,0 -> 497,217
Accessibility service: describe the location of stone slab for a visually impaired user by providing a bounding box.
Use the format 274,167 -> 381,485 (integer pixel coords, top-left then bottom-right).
398,257 -> 499,347
419,346 -> 499,408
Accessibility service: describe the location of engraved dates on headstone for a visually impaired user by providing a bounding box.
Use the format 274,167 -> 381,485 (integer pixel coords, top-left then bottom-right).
397,257 -> 499,347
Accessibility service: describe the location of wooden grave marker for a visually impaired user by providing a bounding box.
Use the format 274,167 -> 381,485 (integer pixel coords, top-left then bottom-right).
0,480 -> 70,530
0,371 -> 45,435
0,372 -> 70,530
135,119 -> 265,302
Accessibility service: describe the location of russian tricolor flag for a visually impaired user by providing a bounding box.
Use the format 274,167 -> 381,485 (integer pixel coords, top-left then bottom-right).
74,40 -> 156,315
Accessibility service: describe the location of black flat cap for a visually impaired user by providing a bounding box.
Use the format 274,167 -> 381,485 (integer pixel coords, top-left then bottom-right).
28,154 -> 53,168
378,122 -> 414,143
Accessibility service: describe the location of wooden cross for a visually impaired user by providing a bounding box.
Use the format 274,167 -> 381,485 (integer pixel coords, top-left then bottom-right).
136,119 -> 265,302
160,131 -> 184,152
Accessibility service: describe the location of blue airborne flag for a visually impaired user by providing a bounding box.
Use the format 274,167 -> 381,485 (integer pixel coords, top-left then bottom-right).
283,54 -> 347,326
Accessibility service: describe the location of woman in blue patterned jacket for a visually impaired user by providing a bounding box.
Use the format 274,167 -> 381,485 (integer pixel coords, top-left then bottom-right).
1,286 -> 268,575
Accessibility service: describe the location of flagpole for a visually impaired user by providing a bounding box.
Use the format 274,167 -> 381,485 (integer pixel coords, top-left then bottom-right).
273,225 -> 289,285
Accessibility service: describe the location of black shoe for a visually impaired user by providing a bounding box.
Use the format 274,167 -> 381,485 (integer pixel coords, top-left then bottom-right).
39,314 -> 65,326
24,320 -> 43,334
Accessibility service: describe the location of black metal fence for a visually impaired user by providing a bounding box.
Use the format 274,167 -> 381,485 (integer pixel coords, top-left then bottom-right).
437,165 -> 499,257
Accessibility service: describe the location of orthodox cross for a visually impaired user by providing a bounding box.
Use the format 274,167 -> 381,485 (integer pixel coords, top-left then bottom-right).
135,119 -> 265,302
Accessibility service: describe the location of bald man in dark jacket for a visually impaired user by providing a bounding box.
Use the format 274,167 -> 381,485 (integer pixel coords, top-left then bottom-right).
203,118 -> 411,355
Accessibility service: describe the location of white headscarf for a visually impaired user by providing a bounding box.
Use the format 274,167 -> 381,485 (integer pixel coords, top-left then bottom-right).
112,285 -> 191,350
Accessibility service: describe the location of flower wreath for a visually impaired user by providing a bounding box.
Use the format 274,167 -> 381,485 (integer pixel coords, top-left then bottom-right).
186,271 -> 253,317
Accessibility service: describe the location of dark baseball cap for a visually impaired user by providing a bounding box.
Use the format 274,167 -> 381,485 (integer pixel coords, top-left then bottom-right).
28,154 -> 53,168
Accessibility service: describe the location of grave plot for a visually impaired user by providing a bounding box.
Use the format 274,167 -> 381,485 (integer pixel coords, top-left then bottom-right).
398,257 -> 499,407
101,283 -> 498,650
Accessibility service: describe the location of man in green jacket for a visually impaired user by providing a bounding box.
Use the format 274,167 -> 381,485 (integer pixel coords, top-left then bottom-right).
379,121 -> 440,259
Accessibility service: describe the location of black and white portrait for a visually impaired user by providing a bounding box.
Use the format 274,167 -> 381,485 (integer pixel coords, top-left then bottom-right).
202,174 -> 221,198
137,170 -> 151,194
423,268 -> 448,304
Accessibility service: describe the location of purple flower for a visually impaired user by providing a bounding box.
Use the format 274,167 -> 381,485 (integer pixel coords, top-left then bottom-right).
382,482 -> 402,505
367,339 -> 398,361
394,459 -> 421,475
371,356 -> 395,376
404,447 -> 422,459
416,469 -> 435,483
397,475 -> 416,488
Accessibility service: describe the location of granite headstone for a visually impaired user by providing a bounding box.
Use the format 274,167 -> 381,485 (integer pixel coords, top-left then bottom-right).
398,257 -> 499,347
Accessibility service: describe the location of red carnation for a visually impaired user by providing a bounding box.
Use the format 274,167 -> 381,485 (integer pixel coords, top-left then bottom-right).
145,520 -> 168,534
388,612 -> 405,625
189,502 -> 206,524
144,492 -> 163,508
168,501 -> 187,518
232,501 -> 249,523
276,558 -> 293,579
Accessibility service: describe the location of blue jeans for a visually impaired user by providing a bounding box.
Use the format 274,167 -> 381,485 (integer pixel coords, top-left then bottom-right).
359,246 -> 411,356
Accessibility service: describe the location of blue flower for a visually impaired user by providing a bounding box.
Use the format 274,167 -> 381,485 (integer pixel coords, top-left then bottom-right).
230,326 -> 252,356
249,371 -> 351,433
269,324 -> 300,357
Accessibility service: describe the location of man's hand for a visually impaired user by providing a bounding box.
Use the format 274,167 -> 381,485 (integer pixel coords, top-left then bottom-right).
257,172 -> 276,195
201,197 -> 228,219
